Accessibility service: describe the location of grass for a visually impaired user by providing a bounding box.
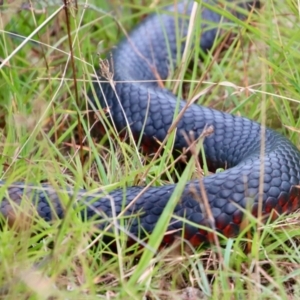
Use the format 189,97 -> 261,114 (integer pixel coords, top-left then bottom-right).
0,0 -> 300,299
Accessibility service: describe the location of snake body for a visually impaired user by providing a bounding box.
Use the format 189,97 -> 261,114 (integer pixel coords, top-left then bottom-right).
1,0 -> 300,246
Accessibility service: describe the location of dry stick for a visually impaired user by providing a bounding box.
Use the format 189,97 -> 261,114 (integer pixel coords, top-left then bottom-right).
63,0 -> 84,165
50,0 -> 83,260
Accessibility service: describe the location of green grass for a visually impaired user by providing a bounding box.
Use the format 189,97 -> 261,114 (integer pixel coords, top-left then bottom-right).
0,0 -> 300,299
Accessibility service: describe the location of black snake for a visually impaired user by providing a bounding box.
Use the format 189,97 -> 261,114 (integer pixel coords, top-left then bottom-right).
1,0 -> 300,247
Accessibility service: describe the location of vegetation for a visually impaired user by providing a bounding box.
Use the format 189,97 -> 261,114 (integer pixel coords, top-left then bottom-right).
0,0 -> 300,299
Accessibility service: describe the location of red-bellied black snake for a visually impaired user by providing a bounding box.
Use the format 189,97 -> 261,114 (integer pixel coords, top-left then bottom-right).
1,0 -> 300,247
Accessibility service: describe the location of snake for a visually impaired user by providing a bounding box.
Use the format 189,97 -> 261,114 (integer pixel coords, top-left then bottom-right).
1,0 -> 300,247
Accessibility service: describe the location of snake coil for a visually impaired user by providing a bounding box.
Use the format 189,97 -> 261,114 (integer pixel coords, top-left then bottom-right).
1,0 -> 300,246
